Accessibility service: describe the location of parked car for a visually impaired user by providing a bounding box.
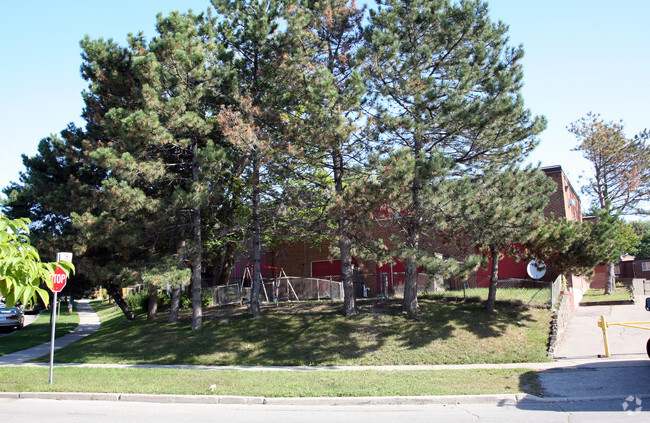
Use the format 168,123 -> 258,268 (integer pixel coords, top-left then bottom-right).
646,298 -> 650,359
0,304 -> 25,330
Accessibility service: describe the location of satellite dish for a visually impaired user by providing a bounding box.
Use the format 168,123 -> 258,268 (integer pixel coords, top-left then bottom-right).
527,260 -> 546,280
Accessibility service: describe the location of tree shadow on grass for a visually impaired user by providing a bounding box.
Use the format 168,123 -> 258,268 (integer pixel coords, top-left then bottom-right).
41,298 -> 547,366
396,298 -> 540,350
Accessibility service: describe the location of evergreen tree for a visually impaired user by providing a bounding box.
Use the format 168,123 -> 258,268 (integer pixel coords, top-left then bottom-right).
76,11 -> 231,329
281,0 -> 367,316
570,113 -> 650,293
451,167 -> 554,312
364,0 -> 545,316
213,0 -> 295,317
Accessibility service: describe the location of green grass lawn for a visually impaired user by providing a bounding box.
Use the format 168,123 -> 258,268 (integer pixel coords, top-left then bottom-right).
36,297 -> 552,366
0,367 -> 541,397
424,287 -> 552,308
581,285 -> 633,303
0,307 -> 80,356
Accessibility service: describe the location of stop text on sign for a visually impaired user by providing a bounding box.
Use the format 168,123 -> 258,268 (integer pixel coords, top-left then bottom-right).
51,267 -> 67,292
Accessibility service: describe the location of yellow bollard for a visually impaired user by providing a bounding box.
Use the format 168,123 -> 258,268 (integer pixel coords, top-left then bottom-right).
597,315 -> 611,357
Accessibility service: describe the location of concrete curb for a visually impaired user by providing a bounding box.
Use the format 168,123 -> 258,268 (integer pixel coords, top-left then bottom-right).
3,357 -> 648,370
2,391 -> 649,406
579,299 -> 635,306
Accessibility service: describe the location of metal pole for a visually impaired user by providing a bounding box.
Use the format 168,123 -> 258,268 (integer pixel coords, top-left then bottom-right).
329,276 -> 333,303
598,315 -> 611,357
49,291 -> 58,384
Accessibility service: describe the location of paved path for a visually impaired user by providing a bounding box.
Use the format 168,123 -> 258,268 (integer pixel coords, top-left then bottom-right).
538,294 -> 650,398
1,296 -> 649,404
0,299 -> 100,365
554,295 -> 650,361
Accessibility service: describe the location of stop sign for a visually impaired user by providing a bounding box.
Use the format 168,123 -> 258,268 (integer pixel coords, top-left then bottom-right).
51,266 -> 67,292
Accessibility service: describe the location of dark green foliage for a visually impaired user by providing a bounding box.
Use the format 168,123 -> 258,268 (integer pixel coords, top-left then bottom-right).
364,0 -> 546,315
636,232 -> 650,258
522,205 -> 635,277
125,291 -> 151,312
448,167 -> 555,312
3,0 -> 553,325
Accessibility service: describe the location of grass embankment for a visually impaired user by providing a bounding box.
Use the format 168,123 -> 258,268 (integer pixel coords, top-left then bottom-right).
0,307 -> 79,356
6,298 -> 549,397
580,285 -> 633,304
39,297 -> 551,366
0,366 -> 541,397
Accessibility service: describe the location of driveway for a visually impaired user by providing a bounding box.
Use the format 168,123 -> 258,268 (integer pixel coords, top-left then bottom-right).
538,295 -> 650,398
554,295 -> 650,360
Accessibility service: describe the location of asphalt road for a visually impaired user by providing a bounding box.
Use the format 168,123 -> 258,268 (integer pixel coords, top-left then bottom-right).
0,398 -> 647,423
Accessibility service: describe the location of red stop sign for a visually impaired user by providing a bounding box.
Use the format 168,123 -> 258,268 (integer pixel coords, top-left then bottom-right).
51,266 -> 67,292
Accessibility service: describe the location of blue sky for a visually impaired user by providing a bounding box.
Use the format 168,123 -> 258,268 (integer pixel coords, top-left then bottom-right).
1,0 -> 649,210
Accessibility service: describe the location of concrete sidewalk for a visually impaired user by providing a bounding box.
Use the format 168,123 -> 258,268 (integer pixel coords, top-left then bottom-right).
554,295 -> 650,361
1,297 -> 649,405
0,299 -> 100,365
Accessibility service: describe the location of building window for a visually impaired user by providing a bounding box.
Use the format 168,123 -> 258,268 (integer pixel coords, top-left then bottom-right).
614,265 -> 620,275
642,262 -> 650,272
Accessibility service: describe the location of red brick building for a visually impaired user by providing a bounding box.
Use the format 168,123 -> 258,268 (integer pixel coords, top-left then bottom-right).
474,166 -> 588,303
233,165 -> 589,300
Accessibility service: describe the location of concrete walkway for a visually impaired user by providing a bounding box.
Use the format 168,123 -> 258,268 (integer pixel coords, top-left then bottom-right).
538,295 -> 650,398
554,295 -> 650,361
0,299 -> 100,365
1,297 -> 649,405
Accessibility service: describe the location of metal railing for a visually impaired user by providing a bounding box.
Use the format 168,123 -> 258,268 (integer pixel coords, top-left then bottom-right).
206,276 -> 343,307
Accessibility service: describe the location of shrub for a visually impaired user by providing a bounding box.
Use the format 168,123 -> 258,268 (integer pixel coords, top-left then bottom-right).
124,291 -> 150,311
180,290 -> 212,310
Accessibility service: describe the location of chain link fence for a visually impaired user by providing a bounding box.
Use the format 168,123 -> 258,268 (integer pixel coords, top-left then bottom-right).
427,275 -> 562,308
205,276 -> 343,307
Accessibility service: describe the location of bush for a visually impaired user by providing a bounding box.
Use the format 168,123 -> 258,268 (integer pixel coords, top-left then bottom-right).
124,291 -> 150,311
180,290 -> 212,310
126,289 -> 211,312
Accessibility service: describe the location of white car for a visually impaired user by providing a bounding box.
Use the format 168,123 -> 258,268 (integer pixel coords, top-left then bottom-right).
0,304 -> 25,330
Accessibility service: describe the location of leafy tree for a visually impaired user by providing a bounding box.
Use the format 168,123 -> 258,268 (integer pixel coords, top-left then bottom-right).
570,113 -> 650,293
0,214 -> 74,307
636,232 -> 650,258
364,0 -> 545,316
452,167 -> 555,312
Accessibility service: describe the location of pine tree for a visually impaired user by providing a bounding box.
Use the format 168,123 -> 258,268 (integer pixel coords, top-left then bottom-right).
280,0 -> 367,316
77,11 -> 231,329
364,0 -> 545,316
569,113 -> 650,294
212,0 -> 295,316
449,167 -> 554,312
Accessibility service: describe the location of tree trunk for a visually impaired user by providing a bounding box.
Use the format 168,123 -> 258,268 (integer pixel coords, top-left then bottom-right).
486,245 -> 500,312
403,248 -> 420,317
191,139 -> 203,331
340,231 -> 356,316
168,286 -> 181,322
333,150 -> 356,316
604,261 -> 616,295
403,142 -> 422,317
106,283 -> 135,320
217,242 -> 236,286
250,153 -> 262,317
147,287 -> 158,320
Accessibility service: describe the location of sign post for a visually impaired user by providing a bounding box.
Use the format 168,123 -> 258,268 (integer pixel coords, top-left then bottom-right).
49,252 -> 71,385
